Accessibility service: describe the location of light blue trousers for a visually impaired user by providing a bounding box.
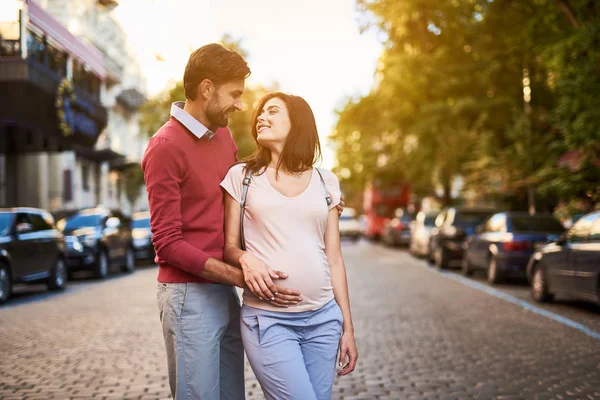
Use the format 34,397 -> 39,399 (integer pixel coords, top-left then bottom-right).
157,282 -> 245,400
241,299 -> 343,400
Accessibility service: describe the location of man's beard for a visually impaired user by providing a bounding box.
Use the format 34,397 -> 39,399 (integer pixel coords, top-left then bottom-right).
206,98 -> 234,128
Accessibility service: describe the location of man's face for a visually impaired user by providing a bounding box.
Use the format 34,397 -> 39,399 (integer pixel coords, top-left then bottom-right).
205,80 -> 245,128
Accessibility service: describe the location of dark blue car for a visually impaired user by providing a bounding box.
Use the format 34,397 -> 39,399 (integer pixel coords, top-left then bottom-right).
462,212 -> 564,284
527,211 -> 600,305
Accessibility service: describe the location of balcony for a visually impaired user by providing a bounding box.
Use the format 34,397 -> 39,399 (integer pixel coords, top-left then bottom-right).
0,57 -> 108,153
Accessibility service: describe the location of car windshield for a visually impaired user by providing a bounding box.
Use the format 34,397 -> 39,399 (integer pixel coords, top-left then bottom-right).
424,215 -> 437,226
65,214 -> 102,230
132,218 -> 150,229
510,216 -> 564,233
455,212 -> 494,228
0,213 -> 14,235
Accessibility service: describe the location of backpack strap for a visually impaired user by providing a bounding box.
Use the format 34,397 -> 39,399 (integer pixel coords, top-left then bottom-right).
240,168 -> 252,251
315,168 -> 332,207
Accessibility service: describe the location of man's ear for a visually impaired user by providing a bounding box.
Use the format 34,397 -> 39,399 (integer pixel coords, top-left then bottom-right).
199,79 -> 214,100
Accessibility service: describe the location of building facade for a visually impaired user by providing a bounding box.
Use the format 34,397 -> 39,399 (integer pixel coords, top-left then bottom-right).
0,0 -> 148,217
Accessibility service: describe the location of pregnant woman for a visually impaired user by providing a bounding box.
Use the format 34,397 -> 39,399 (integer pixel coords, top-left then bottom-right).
220,92 -> 357,400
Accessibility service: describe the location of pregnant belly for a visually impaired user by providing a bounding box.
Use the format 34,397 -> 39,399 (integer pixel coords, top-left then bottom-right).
244,250 -> 333,309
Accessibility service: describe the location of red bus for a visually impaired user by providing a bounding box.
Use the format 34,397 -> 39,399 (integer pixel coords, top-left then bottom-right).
362,181 -> 411,239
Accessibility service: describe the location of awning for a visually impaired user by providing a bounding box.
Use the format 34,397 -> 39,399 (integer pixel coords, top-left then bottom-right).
26,0 -> 106,80
116,88 -> 146,111
76,147 -> 125,162
110,158 -> 140,171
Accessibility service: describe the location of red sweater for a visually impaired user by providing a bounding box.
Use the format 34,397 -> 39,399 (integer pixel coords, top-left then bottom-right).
141,117 -> 237,283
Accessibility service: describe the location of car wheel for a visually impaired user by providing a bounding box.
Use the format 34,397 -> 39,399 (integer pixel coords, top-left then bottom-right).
435,247 -> 449,269
48,258 -> 67,291
462,255 -> 474,277
487,256 -> 502,284
0,263 -> 12,304
93,250 -> 109,279
122,248 -> 135,273
531,265 -> 554,302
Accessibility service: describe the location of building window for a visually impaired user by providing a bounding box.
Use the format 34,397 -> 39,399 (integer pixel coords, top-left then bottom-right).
82,165 -> 89,191
26,30 -> 45,64
47,43 -> 66,77
73,59 -> 101,100
63,169 -> 73,202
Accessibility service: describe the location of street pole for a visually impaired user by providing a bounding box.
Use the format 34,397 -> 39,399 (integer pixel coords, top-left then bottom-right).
522,66 -> 536,215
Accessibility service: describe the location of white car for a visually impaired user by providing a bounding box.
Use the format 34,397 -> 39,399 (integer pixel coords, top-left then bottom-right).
339,208 -> 361,242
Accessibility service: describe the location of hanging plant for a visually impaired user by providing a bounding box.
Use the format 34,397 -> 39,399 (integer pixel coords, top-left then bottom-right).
56,78 -> 76,136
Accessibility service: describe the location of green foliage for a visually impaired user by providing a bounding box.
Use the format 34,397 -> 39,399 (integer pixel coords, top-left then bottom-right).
333,0 -> 600,212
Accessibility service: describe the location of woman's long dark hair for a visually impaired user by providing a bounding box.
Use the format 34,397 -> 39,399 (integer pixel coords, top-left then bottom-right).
243,92 -> 322,176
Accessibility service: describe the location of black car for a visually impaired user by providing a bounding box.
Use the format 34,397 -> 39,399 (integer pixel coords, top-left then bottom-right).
0,208 -> 70,304
527,211 -> 600,305
463,212 -> 564,284
61,208 -> 135,279
430,207 -> 498,269
131,211 -> 155,262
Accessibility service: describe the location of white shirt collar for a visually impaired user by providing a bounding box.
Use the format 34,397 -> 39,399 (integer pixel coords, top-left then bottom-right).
170,101 -> 215,140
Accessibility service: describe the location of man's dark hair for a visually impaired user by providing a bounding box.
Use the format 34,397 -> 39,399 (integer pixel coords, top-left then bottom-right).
184,43 -> 251,100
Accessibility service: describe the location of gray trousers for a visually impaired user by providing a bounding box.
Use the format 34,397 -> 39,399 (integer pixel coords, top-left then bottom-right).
157,282 -> 245,400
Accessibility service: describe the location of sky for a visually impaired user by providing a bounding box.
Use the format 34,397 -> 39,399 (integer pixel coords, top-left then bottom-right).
114,0 -> 384,168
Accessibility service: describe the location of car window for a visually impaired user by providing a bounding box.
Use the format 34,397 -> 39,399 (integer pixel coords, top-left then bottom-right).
132,218 -> 151,229
568,213 -> 597,243
65,214 -> 102,230
0,213 -> 14,235
587,214 -> 600,242
509,216 -> 564,233
28,213 -> 53,231
455,211 -> 495,228
424,215 -> 437,227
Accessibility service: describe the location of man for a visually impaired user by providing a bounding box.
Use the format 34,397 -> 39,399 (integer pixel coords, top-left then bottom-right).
142,44 -> 302,400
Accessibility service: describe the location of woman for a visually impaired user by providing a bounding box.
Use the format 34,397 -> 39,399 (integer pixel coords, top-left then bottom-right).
220,92 -> 358,400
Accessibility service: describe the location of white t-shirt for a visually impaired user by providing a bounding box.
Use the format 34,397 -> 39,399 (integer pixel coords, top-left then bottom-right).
220,163 -> 341,312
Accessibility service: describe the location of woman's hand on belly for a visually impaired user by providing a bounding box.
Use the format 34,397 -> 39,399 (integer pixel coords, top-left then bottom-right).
240,251 -> 302,306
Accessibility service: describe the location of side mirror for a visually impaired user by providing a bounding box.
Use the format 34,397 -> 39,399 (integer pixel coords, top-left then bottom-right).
105,217 -> 121,229
15,222 -> 34,234
555,234 -> 567,246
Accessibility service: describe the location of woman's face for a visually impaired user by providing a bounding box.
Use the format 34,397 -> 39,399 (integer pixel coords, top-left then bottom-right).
256,97 -> 291,150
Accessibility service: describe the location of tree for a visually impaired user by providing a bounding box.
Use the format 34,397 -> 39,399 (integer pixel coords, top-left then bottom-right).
332,0 -> 600,213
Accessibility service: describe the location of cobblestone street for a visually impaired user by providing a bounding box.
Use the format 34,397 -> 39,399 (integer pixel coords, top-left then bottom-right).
1,241 -> 599,400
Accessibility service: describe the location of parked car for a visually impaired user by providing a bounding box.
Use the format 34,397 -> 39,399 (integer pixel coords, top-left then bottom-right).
463,212 -> 564,284
131,211 -> 155,262
382,209 -> 415,247
430,207 -> 498,269
61,208 -> 135,279
339,208 -> 361,242
527,211 -> 600,305
409,211 -> 439,257
0,208 -> 71,304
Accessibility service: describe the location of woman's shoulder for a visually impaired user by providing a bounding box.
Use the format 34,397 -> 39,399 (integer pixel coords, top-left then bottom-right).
226,162 -> 247,177
316,168 -> 339,184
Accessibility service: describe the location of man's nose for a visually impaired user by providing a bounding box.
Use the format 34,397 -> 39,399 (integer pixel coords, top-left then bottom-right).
234,100 -> 243,111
